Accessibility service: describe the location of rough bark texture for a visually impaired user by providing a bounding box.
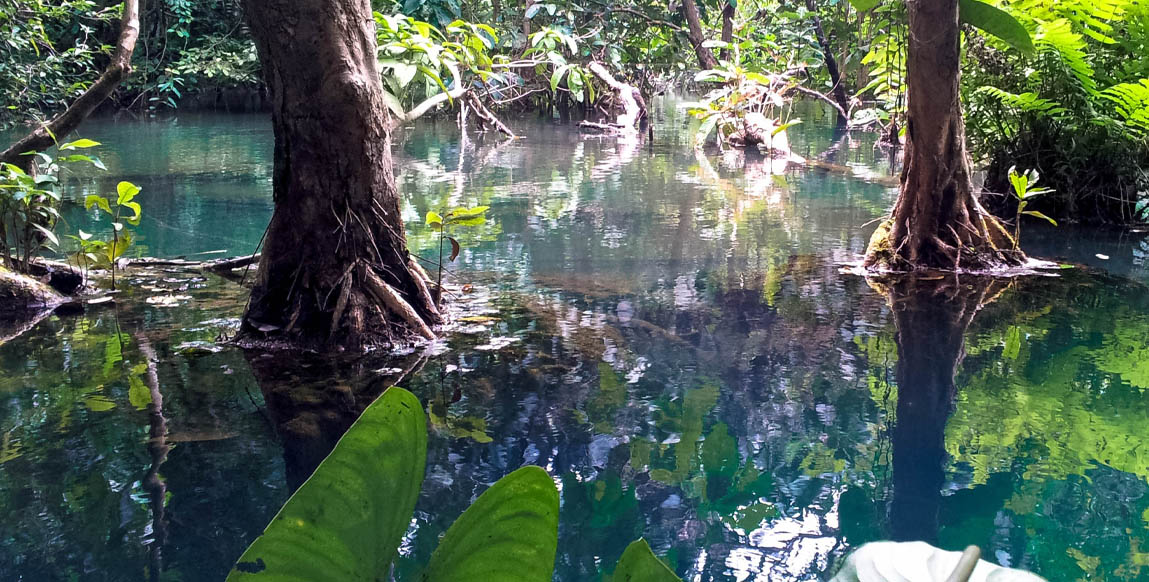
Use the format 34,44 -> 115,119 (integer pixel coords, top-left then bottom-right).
864,0 -> 1022,272
881,275 -> 1001,542
0,0 -> 140,168
240,0 -> 439,348
804,0 -> 850,126
719,3 -> 734,61
680,0 -> 719,70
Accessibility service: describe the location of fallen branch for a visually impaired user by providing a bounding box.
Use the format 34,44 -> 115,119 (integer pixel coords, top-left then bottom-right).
789,85 -> 850,122
203,253 -> 260,273
364,269 -> 436,340
0,0 -> 140,167
580,62 -> 644,135
463,93 -> 516,138
396,86 -> 469,126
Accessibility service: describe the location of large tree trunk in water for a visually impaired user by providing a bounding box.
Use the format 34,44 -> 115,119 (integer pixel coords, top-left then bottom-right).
680,0 -> 719,70
863,0 -> 1021,272
240,0 -> 440,348
804,0 -> 850,126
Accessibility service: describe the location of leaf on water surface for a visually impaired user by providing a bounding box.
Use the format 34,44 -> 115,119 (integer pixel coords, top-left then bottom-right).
830,541 -> 1046,582
420,465 -> 560,582
226,387 -> 427,582
610,538 -> 682,582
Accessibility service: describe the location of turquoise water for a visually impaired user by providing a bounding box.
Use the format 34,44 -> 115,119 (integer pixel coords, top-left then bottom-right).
2,103 -> 1149,581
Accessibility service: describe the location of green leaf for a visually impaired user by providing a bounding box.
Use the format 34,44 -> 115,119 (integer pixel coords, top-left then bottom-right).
116,181 -> 140,205
960,0 -> 1036,57
1022,210 -> 1058,226
611,539 -> 682,582
550,64 -> 569,92
447,206 -> 489,220
426,210 -> 444,227
32,224 -> 59,247
59,138 -> 101,150
122,201 -> 142,225
227,387 -> 428,581
381,87 -> 406,118
421,466 -> 560,582
848,0 -> 880,11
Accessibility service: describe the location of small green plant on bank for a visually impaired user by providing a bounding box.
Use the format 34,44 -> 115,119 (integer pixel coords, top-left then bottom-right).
1008,166 -> 1057,249
425,205 -> 488,305
0,138 -> 105,273
83,181 -> 143,290
226,387 -> 680,582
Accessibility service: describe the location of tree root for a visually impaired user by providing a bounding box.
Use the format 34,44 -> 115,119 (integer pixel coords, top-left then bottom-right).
364,269 -> 436,340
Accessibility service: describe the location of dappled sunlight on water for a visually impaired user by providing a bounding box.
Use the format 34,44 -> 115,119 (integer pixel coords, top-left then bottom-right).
3,102 -> 1149,581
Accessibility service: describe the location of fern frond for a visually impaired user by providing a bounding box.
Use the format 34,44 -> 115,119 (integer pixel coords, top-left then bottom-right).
976,86 -> 1068,118
1035,19 -> 1098,95
1101,79 -> 1149,135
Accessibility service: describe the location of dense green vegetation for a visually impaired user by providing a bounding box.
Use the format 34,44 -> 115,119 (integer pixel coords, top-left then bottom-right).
4,0 -> 1147,225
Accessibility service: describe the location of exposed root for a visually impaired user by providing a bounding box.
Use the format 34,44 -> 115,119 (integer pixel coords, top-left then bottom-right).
407,258 -> 440,321
364,269 -> 436,340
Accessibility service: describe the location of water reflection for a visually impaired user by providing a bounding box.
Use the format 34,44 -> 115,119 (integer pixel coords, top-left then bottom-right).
2,105 -> 1149,582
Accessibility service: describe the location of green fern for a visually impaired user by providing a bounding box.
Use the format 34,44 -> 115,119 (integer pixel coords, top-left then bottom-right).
1035,19 -> 1098,95
976,86 -> 1069,118
1102,79 -> 1149,135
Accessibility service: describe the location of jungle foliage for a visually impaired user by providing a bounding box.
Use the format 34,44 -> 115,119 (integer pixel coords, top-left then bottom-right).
2,0 -> 1147,223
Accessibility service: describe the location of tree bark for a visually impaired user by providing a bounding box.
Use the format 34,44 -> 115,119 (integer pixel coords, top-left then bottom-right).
864,0 -> 1021,271
804,0 -> 850,126
240,0 -> 440,348
680,0 -> 719,70
719,2 -> 734,61
0,0 -> 140,168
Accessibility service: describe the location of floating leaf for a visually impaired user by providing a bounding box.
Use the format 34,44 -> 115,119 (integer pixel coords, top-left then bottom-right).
421,465 -> 560,582
611,538 -> 681,582
227,388 -> 427,582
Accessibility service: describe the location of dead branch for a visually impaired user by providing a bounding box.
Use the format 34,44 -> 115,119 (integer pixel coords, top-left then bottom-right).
364,269 -> 436,340
0,0 -> 140,167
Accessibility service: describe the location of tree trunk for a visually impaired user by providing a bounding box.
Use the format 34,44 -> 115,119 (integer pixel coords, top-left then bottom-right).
240,0 -> 440,348
864,0 -> 1021,271
804,0 -> 850,126
719,2 -> 734,61
680,0 -> 718,70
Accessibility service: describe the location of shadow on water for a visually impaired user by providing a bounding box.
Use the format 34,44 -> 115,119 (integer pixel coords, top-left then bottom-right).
3,102 -> 1149,581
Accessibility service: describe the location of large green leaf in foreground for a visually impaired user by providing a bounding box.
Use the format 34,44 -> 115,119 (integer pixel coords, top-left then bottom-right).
421,465 -> 560,582
960,0 -> 1036,57
227,387 -> 428,582
611,538 -> 682,582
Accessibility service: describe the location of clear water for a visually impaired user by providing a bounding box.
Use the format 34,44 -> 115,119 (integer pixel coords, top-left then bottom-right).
2,102 -> 1149,581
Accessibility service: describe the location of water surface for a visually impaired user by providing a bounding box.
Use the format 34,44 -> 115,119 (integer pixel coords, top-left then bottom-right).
2,103 -> 1149,581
